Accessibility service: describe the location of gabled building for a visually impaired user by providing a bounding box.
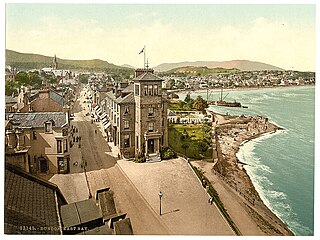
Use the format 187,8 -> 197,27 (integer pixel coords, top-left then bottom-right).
5,112 -> 71,174
19,89 -> 65,113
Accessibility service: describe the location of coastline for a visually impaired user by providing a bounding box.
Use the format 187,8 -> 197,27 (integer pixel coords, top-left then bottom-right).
208,113 -> 293,235
172,84 -> 314,95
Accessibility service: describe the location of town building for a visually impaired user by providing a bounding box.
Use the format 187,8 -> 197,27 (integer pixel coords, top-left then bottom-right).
19,89 -> 65,113
5,112 -> 71,174
4,163 -> 67,234
101,69 -> 168,161
5,163 -> 133,235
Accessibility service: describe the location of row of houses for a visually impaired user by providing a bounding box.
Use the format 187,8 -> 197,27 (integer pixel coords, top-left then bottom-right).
4,85 -> 77,175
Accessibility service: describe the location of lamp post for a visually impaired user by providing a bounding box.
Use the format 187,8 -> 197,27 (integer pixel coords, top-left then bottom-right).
159,191 -> 163,216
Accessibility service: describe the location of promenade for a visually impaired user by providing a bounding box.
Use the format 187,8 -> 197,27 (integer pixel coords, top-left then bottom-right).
117,158 -> 234,235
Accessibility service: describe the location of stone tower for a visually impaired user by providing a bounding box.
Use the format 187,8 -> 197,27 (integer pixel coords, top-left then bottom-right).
134,68 -> 168,161
52,54 -> 58,70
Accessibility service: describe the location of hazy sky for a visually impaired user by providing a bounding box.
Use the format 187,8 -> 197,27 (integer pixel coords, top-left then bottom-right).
5,3 -> 316,71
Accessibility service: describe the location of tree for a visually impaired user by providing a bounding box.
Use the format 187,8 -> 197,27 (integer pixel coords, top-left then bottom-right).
181,143 -> 189,155
198,141 -> 209,153
184,93 -> 194,109
193,96 -> 208,113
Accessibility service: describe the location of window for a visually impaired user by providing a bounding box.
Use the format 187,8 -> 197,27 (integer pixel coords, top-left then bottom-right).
135,84 -> 140,96
124,120 -> 129,129
64,139 -> 68,153
148,107 -> 154,116
44,122 -> 52,133
57,140 -> 62,153
148,85 -> 153,95
154,85 -> 158,95
32,131 -> 37,140
124,134 -> 130,148
148,122 -> 154,132
136,136 -> 139,148
162,118 -> 165,126
144,86 -> 148,96
124,106 -> 129,115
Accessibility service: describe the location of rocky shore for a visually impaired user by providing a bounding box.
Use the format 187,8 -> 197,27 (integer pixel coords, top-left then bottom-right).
193,112 -> 294,235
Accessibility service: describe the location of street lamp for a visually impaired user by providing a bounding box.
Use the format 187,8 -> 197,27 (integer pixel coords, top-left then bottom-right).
159,191 -> 163,216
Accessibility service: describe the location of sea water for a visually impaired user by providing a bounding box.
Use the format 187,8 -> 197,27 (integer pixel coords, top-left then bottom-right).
178,86 -> 315,235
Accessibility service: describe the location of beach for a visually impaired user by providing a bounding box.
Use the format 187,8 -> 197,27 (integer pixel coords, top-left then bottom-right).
191,112 -> 294,235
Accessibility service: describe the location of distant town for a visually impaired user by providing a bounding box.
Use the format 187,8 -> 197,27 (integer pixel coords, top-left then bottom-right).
4,52 -> 313,235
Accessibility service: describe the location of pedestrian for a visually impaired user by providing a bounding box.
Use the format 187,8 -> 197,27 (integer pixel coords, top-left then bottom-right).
209,197 -> 213,205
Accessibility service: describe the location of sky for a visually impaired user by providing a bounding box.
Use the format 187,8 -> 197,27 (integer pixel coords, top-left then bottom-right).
5,3 -> 316,71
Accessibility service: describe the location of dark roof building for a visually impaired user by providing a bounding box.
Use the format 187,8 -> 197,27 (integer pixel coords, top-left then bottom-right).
4,163 -> 67,234
5,112 -> 68,128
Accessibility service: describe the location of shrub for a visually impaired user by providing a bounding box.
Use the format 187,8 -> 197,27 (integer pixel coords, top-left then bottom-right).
160,147 -> 177,160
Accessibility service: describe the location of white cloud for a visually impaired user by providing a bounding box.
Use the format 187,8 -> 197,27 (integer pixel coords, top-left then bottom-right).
6,15 -> 315,71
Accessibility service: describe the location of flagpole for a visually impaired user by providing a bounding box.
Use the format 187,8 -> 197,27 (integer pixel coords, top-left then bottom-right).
144,45 -> 146,69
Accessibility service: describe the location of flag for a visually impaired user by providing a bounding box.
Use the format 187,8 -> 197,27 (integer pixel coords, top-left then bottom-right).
139,47 -> 144,54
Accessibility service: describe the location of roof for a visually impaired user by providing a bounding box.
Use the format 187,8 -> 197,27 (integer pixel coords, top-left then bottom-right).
117,92 -> 135,104
134,72 -> 163,82
122,84 -> 134,93
114,218 -> 133,235
96,190 -> 117,221
4,163 -> 66,234
49,90 -> 64,106
5,95 -> 17,104
60,199 -> 103,233
5,112 -> 68,128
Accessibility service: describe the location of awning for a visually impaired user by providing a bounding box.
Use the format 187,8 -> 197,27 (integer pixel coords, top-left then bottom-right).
102,118 -> 108,125
92,103 -> 97,108
96,108 -> 102,115
100,113 -> 107,119
104,122 -> 111,129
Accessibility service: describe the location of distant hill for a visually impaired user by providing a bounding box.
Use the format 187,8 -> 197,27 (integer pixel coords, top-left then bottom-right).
5,49 -> 132,72
154,60 -> 284,72
121,64 -> 136,69
164,66 -> 240,76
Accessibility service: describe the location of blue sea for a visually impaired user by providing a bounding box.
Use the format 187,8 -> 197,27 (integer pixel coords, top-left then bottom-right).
178,86 -> 315,235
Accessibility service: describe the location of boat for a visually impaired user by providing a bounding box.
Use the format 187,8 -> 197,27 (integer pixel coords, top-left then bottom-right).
214,87 -> 242,107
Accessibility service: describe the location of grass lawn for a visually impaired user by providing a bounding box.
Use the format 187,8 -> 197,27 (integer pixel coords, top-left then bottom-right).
169,124 -> 213,160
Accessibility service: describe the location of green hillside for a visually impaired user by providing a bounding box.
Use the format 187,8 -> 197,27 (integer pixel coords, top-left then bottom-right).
5,49 -> 133,72
163,66 -> 240,76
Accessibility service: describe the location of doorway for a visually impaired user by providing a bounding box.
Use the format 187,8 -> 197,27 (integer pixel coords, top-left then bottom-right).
147,139 -> 155,154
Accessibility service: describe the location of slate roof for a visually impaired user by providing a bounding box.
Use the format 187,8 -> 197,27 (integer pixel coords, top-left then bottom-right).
4,163 -> 66,234
5,112 -> 68,128
117,93 -> 135,104
134,72 -> 163,82
122,84 -> 134,93
49,91 -> 64,106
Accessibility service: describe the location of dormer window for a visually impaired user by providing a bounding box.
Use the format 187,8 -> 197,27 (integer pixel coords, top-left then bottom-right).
44,121 -> 52,133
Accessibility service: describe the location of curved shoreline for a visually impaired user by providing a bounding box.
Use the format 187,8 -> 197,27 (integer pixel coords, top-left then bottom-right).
212,113 -> 294,235
171,84 -> 314,95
